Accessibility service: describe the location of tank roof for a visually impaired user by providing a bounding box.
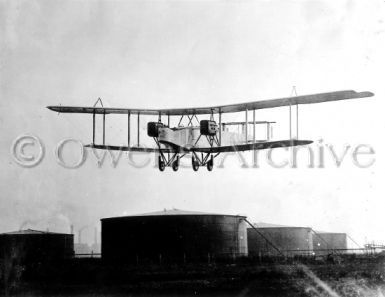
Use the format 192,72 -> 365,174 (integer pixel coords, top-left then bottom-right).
101,208 -> 246,220
315,231 -> 346,235
251,222 -> 311,229
0,229 -> 72,235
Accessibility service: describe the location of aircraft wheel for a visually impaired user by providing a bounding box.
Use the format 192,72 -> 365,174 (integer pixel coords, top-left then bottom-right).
172,156 -> 179,172
192,162 -> 199,171
158,156 -> 166,172
207,157 -> 213,171
192,156 -> 199,171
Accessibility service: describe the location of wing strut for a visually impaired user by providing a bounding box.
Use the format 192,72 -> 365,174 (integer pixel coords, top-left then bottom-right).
296,104 -> 299,139
218,111 -> 222,145
289,104 -> 299,139
127,112 -> 131,147
103,111 -> 106,145
253,109 -> 256,143
289,86 -> 299,140
137,113 -> 140,146
252,109 -> 256,166
177,115 -> 184,127
92,111 -> 95,145
289,104 -> 292,139
288,103 -> 300,140
245,109 -> 248,143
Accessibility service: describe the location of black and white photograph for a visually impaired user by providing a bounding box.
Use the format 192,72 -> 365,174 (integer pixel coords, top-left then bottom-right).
1,0 -> 384,296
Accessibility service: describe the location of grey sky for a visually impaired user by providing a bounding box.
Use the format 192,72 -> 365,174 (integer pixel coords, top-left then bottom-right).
1,0 -> 384,245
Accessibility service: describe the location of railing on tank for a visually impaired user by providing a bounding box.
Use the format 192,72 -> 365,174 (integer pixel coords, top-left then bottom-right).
74,252 -> 102,258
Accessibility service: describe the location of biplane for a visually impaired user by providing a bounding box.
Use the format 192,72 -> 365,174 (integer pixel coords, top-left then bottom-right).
47,90 -> 373,171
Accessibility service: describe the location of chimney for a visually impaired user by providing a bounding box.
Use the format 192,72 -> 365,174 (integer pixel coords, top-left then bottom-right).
78,230 -> 81,244
94,227 -> 98,245
70,225 -> 74,235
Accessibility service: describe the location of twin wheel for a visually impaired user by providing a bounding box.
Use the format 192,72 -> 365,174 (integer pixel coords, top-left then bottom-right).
192,155 -> 214,172
158,155 -> 214,172
158,156 -> 179,172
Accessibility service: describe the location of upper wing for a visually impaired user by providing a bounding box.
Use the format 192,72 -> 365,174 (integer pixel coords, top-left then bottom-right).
85,140 -> 312,154
47,90 -> 373,116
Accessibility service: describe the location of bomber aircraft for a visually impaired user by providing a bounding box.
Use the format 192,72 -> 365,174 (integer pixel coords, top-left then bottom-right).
48,90 -> 373,172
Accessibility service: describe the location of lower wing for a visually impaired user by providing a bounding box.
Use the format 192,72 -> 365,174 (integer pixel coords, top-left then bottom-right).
85,144 -> 178,153
191,140 -> 312,153
85,139 -> 312,153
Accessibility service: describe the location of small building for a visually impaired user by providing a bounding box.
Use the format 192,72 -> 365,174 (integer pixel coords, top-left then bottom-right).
247,223 -> 313,256
0,229 -> 74,266
101,209 -> 248,263
74,243 -> 91,255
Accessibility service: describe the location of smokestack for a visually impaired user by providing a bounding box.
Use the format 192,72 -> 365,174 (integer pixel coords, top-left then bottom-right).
70,225 -> 74,235
78,226 -> 87,245
94,227 -> 98,245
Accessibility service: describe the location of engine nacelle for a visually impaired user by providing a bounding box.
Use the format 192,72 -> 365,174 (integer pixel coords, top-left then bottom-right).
200,120 -> 218,136
147,122 -> 164,137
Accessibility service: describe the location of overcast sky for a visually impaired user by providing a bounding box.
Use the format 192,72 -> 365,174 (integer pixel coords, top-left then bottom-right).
1,0 -> 384,246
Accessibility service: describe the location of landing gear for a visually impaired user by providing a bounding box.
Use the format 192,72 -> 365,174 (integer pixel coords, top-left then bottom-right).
207,155 -> 214,171
158,156 -> 165,172
172,156 -> 180,171
158,154 -> 181,172
192,156 -> 199,172
157,152 -> 215,172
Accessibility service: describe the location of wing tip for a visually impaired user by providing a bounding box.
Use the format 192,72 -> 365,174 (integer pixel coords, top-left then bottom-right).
47,106 -> 58,111
360,91 -> 374,97
351,90 -> 374,98
297,140 -> 313,145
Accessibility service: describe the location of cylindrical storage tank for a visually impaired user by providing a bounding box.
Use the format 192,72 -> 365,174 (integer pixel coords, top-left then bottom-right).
0,229 -> 74,266
247,224 -> 313,256
101,209 -> 247,263
313,232 -> 347,255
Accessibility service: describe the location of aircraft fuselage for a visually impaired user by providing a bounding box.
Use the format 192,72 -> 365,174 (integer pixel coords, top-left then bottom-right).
158,126 -> 248,148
